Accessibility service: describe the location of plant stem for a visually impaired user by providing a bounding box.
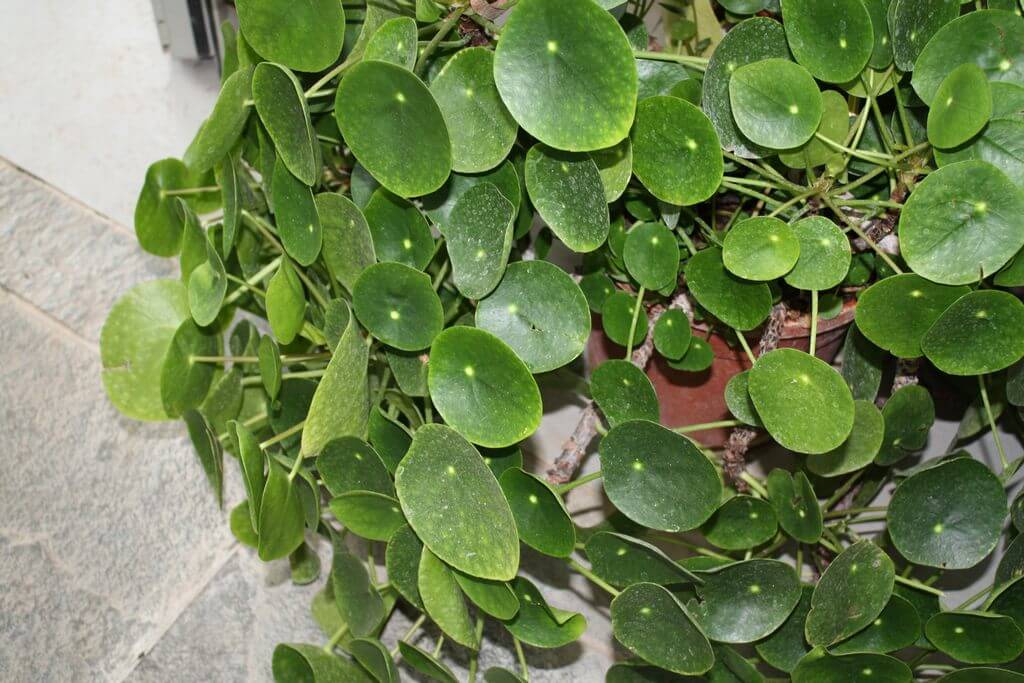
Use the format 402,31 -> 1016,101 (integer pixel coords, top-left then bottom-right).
809,290 -> 819,357
650,533 -> 733,560
432,636 -> 445,658
979,374 -> 1009,471
677,228 -> 698,256
556,470 -> 603,494
813,132 -> 896,167
161,185 -> 218,197
735,329 -> 757,365
261,419 -> 305,451
243,211 -> 330,308
224,255 -> 282,306
431,260 -> 450,291
322,623 -> 349,652
675,419 -> 743,434
415,5 -> 467,76
225,273 -> 267,298
824,470 -> 865,510
513,636 -> 530,682
625,285 -> 646,358
740,471 -> 770,498
818,193 -> 904,275
721,180 -> 786,209
831,197 -> 904,210
633,50 -> 709,70
305,59 -> 354,99
768,188 -> 815,218
569,558 -> 621,597
242,369 -> 327,386
955,583 -> 993,611
390,614 -> 427,658
893,574 -> 944,597
467,616 -> 485,683
823,505 -> 887,519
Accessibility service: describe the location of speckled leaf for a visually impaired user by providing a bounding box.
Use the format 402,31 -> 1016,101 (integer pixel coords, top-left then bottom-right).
500,468 -> 575,558
183,66 -> 254,173
442,182 -> 515,300
782,0 -> 873,83
353,262 -> 443,352
623,222 -> 681,290
316,192 -> 376,293
729,59 -> 823,150
419,547 -> 478,649
385,524 -> 424,609
427,327 -> 542,448
395,424 -> 519,580
767,469 -> 823,543
791,648 -> 911,682
749,348 -> 855,454
723,216 -> 800,281
926,611 -> 1024,664
701,495 -> 778,550
335,60 -> 451,198
611,583 -> 714,675
831,594 -> 921,654
855,274 -> 969,358
503,577 -> 588,648
928,63 -> 993,149
889,456 -> 1006,569
806,540 -> 894,647
784,216 -> 851,291
272,159 -> 322,266
363,188 -> 434,270
922,289 -> 1024,375
493,0 -> 638,151
684,247 -> 773,330
809,400 -> 884,477
265,258 -> 306,344
257,461 -> 306,561
600,420 -> 722,532
524,144 -> 609,253
332,546 -> 385,637
253,62 -> 320,185
236,0 -> 345,72
364,16 -> 417,69
689,559 -> 802,643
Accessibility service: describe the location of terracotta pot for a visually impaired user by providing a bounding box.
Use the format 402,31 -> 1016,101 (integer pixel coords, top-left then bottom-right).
586,299 -> 858,448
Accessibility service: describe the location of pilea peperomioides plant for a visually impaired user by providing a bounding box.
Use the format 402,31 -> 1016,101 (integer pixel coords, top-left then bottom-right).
101,0 -> 1024,680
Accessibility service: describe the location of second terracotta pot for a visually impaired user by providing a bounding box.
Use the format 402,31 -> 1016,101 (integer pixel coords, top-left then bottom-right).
586,300 -> 857,448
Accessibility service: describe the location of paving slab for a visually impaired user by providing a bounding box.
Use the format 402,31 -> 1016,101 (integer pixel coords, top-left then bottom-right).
0,289 -> 234,682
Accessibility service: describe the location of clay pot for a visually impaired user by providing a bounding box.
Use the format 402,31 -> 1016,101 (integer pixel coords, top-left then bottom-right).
586,299 -> 858,448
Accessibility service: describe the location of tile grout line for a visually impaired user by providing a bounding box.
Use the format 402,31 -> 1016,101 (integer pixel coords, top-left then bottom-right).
0,284 -> 99,354
109,541 -> 241,683
0,154 -> 137,241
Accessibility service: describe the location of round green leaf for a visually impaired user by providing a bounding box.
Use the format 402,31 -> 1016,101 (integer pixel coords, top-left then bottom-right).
729,58 -> 823,150
653,309 -> 692,360
701,495 -> 778,550
636,59 -> 690,100
493,0 -> 638,151
499,468 -> 575,558
631,96 -> 723,206
253,62 -> 319,186
335,60 -> 451,198
363,188 -> 434,270
272,643 -> 371,683
236,0 -> 345,72
780,90 -> 851,170
703,17 -> 793,158
756,586 -> 813,673
935,117 -> 1024,192
748,348 -> 855,454
317,437 -> 393,496
441,182 -> 515,300
611,583 -> 714,676
601,291 -> 648,348
592,138 -> 633,203
723,216 -> 800,281
524,144 -> 610,253
911,9 -> 1024,105
623,223 -> 680,290
395,424 -> 519,580
134,159 -> 192,257
418,547 -> 478,649
926,611 -> 1024,664
385,524 -> 424,609
422,161 -> 521,226
806,540 -> 895,647
271,159 -> 323,266
160,319 -> 218,418
669,337 -> 715,372
928,63 -> 994,149
503,577 -> 588,648
475,260 -> 591,373
724,370 -> 763,427
889,456 -> 1006,569
600,420 -> 722,532
585,532 -> 698,588
580,271 -> 617,314
922,289 -> 1024,375
364,17 -> 417,70
831,594 -> 922,654
453,570 -> 520,620
431,47 -> 518,173
782,0 -> 873,83
590,360 -> 660,427
329,491 -> 405,542
855,274 -> 969,358
767,469 -> 823,543
808,400 -> 884,477
266,258 -> 306,345
684,247 -> 773,330
792,648 -> 912,683
187,230 -> 227,327
182,67 -> 254,174
352,262 -> 443,352
428,327 -> 541,448
784,216 -> 852,291
689,559 -> 802,643
891,0 -> 959,72
316,192 -> 376,293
